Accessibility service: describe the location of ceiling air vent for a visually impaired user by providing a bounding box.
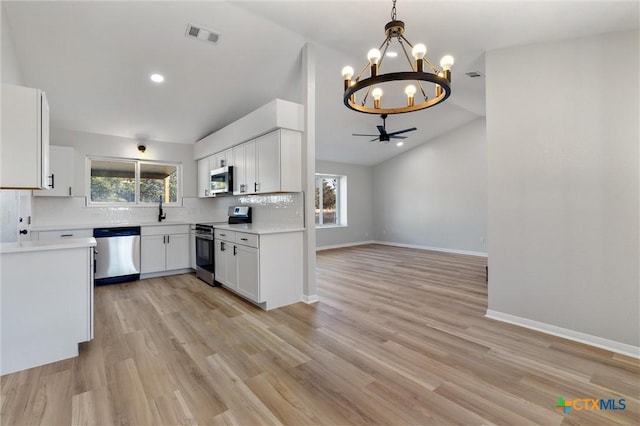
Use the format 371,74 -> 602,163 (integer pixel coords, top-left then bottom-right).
465,71 -> 484,78
185,23 -> 220,44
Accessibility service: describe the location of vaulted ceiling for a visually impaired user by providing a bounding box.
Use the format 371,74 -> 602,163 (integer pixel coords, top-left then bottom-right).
3,1 -> 638,165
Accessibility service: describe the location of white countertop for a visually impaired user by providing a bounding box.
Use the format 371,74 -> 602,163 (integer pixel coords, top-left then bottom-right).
213,223 -> 305,235
0,237 -> 97,254
30,221 -> 199,232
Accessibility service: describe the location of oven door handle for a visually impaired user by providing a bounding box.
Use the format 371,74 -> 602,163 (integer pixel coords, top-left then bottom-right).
195,233 -> 214,241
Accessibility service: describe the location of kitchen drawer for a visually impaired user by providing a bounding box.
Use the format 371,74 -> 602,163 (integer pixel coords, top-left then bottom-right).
142,225 -> 189,236
37,229 -> 93,240
235,232 -> 259,248
214,229 -> 235,241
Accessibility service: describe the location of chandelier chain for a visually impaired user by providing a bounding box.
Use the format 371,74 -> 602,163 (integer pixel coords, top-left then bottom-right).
391,0 -> 397,20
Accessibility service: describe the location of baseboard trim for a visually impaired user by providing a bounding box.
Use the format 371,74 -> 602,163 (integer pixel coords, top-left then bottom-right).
316,240 -> 374,251
486,309 -> 640,359
140,268 -> 193,280
372,240 -> 488,257
302,294 -> 319,304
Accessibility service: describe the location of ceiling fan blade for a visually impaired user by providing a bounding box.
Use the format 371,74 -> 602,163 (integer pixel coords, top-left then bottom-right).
369,137 -> 380,142
352,133 -> 379,137
390,135 -> 408,139
386,127 -> 417,136
377,125 -> 385,134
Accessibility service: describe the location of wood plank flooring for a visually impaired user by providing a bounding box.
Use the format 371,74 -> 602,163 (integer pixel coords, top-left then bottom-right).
2,244 -> 638,425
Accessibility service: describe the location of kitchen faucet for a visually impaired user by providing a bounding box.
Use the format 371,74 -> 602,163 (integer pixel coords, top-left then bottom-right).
158,200 -> 166,222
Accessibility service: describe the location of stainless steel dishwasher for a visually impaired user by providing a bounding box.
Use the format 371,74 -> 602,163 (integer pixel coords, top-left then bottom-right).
93,226 -> 141,285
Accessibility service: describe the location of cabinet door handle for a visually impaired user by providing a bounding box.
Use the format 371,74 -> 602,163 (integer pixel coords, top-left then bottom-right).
240,184 -> 245,193
240,238 -> 248,241
163,235 -> 166,244
68,187 -> 72,196
233,245 -> 237,256
254,182 -> 257,192
220,233 -> 226,237
48,173 -> 55,189
167,235 -> 170,244
60,234 -> 74,237
221,241 -> 225,251
19,229 -> 28,235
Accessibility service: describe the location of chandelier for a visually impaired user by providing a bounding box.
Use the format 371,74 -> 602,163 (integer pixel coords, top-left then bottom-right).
341,0 -> 454,114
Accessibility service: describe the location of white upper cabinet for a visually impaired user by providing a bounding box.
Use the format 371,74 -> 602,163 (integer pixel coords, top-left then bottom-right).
255,131 -> 280,194
34,145 -> 73,197
233,139 -> 256,195
197,156 -> 211,198
1,84 -> 50,190
212,148 -> 232,169
231,129 -> 300,195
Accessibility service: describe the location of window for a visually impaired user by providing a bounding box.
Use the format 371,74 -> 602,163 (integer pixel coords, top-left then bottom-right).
89,158 -> 180,205
315,174 -> 346,227
139,163 -> 178,203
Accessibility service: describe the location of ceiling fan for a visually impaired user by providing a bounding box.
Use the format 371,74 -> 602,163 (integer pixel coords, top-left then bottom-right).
352,114 -> 417,143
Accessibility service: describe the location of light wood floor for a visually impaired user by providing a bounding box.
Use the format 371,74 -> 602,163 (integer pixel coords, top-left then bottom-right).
2,244 -> 638,425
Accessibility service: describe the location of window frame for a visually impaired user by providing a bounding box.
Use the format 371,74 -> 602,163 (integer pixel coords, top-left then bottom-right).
86,157 -> 182,207
315,173 -> 347,228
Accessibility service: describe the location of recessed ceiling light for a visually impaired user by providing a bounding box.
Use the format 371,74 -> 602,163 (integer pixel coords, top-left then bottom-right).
150,73 -> 164,83
396,141 -> 404,147
386,51 -> 398,58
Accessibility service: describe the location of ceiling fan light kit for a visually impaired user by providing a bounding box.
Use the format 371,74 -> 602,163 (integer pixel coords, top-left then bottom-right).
342,0 -> 454,114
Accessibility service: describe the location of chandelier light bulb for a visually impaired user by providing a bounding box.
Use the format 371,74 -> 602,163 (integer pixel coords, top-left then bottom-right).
341,66 -> 354,80
411,44 -> 427,60
372,87 -> 383,109
367,48 -> 382,65
405,84 -> 416,107
440,55 -> 455,71
404,85 -> 417,97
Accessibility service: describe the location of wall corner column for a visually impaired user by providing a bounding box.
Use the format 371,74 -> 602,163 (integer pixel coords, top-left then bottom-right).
301,42 -> 317,301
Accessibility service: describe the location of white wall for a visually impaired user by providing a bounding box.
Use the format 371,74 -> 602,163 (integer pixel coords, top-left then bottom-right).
486,30 -> 639,348
32,127 -> 304,229
32,127 -> 212,226
1,4 -> 28,243
316,160 -> 373,248
50,127 -> 197,198
1,4 -> 23,85
372,119 -> 488,255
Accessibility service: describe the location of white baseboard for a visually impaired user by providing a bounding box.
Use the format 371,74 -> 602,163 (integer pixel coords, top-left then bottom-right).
486,309 -> 640,359
372,240 -> 488,257
140,268 -> 193,280
302,294 -> 319,304
316,240 -> 375,251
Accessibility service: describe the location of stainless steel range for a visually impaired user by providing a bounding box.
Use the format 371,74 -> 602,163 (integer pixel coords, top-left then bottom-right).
194,222 -> 220,286
195,207 -> 251,286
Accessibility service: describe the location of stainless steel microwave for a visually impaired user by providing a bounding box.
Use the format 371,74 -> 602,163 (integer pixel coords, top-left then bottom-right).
210,166 -> 234,196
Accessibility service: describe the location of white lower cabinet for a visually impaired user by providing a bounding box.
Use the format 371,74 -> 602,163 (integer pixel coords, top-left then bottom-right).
141,225 -> 190,275
214,228 -> 302,310
166,233 -> 190,270
33,228 -> 93,240
0,242 -> 94,375
235,244 -> 260,301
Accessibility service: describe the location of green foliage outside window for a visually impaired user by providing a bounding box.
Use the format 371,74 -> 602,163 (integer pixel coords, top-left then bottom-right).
89,159 -> 180,204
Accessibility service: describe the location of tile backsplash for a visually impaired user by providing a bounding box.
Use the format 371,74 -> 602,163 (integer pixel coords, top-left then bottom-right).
32,193 -> 304,228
